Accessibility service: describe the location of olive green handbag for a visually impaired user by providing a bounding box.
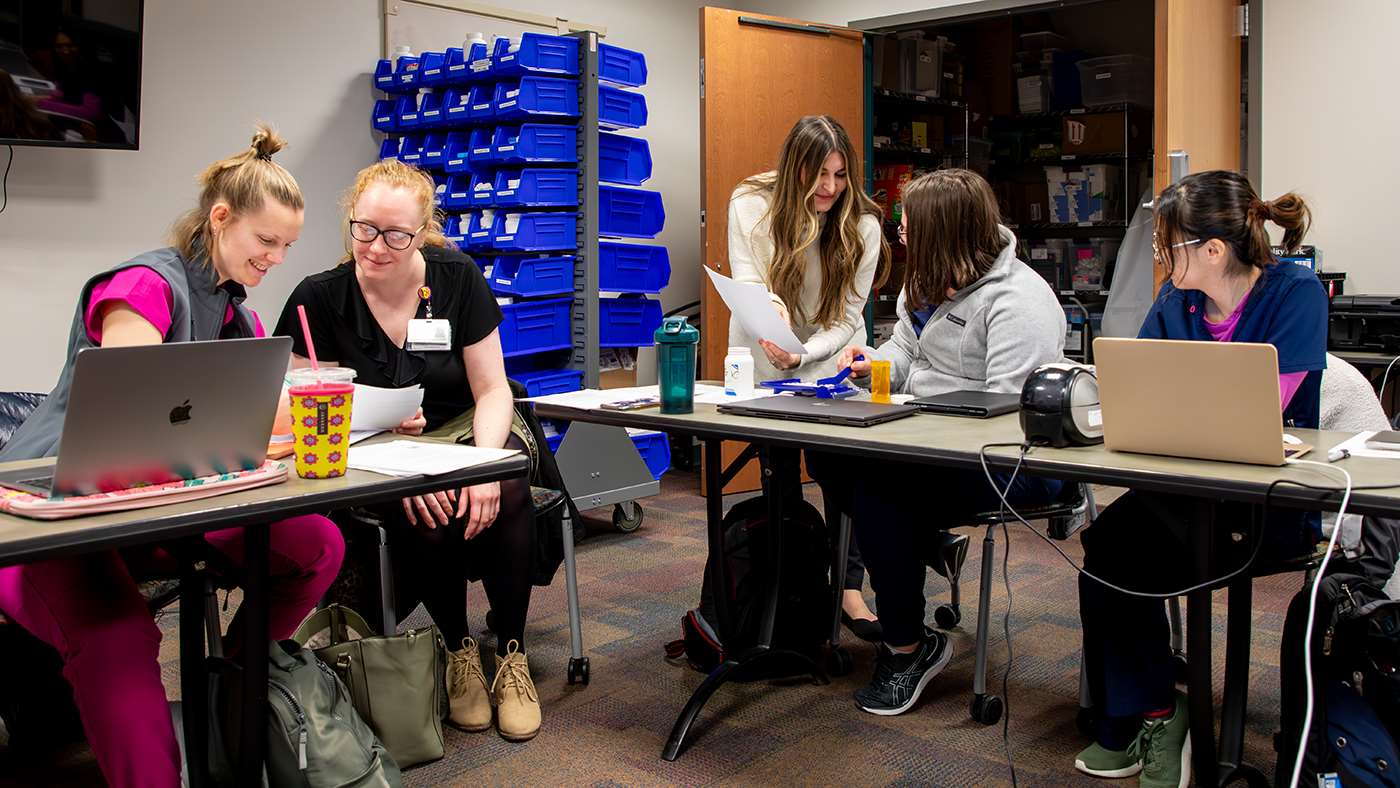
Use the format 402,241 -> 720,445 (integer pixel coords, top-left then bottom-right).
293,604 -> 446,768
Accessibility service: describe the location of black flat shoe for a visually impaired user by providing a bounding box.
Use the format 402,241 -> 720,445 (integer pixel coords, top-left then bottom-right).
841,611 -> 883,643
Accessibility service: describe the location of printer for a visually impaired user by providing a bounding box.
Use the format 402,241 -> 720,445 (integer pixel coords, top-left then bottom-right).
1328,295 -> 1400,353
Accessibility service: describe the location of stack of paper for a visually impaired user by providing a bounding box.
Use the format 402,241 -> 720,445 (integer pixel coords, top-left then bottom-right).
347,440 -> 519,478
351,384 -> 425,430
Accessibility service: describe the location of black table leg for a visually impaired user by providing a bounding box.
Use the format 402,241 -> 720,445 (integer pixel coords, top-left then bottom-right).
1186,501 -> 1219,788
237,522 -> 271,785
179,554 -> 209,788
662,443 -> 824,762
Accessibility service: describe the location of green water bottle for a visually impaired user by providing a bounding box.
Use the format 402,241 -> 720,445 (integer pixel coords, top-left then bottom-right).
655,316 -> 699,414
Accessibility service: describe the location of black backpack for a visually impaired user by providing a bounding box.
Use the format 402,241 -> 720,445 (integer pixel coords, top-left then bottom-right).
666,494 -> 832,675
1276,516 -> 1400,787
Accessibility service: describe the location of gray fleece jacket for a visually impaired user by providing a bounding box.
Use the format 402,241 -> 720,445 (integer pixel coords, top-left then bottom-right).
869,226 -> 1066,397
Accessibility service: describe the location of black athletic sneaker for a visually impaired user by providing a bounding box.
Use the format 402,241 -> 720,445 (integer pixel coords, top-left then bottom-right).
853,630 -> 953,715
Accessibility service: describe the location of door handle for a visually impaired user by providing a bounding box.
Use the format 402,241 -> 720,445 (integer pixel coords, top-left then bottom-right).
738,16 -> 832,36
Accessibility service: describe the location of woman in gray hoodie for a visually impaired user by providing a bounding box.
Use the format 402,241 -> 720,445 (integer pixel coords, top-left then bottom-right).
830,169 -> 1068,717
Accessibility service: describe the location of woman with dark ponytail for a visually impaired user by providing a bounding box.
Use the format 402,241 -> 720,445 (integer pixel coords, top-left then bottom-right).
1073,170 -> 1326,788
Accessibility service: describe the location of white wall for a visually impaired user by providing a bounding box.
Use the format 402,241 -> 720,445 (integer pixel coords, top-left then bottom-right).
0,0 -> 702,392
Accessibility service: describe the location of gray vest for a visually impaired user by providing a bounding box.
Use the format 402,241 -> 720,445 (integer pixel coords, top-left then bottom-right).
0,247 -> 256,461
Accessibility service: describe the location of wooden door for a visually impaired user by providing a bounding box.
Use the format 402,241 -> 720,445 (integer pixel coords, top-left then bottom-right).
1152,0 -> 1242,290
699,7 -> 866,494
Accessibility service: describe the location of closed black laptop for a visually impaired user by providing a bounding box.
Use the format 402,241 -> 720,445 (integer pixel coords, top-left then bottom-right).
909,390 -> 1021,418
717,395 -> 918,427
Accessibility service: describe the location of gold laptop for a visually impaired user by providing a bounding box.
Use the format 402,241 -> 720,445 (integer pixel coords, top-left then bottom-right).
1093,337 -> 1310,466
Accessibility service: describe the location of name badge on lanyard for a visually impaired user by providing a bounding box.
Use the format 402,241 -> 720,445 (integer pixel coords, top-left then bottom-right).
405,285 -> 452,352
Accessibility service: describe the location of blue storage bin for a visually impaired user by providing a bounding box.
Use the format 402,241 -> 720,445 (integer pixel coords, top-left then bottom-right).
466,210 -> 498,251
492,124 -> 577,165
598,85 -> 647,129
469,38 -> 502,79
372,99 -> 399,133
599,132 -> 652,185
499,297 -> 573,357
441,131 -> 471,172
444,41 -> 488,85
492,212 -> 578,252
545,431 -> 564,453
599,186 -> 665,238
417,92 -> 444,130
468,173 -> 494,207
629,430 -> 671,479
440,174 -> 473,211
442,89 -> 471,127
599,242 -> 670,293
373,59 -> 398,93
598,43 -> 647,88
442,214 -> 468,248
397,94 -> 423,131
493,168 -> 580,208
599,296 -> 663,347
512,368 -> 584,397
394,54 -> 421,90
420,132 -> 447,169
494,77 -> 580,122
493,33 -> 580,78
417,51 -> 447,87
378,137 -> 399,161
398,134 -> 424,166
467,84 -> 496,122
466,127 -> 496,168
490,255 -> 575,297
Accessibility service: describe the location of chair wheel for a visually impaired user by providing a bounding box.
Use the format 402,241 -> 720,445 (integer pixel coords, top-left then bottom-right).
1076,706 -> 1098,738
933,604 -> 961,630
613,502 -> 644,533
971,694 -> 1004,725
826,646 -> 854,677
485,609 -> 496,632
1172,651 -> 1189,684
567,656 -> 590,686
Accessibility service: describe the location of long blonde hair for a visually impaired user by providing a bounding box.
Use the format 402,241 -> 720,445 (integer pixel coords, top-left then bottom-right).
169,124 -> 303,262
339,159 -> 448,262
738,115 -> 890,328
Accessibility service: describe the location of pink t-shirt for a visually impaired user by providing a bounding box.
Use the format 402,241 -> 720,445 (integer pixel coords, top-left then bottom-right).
84,266 -> 265,343
1203,291 -> 1305,408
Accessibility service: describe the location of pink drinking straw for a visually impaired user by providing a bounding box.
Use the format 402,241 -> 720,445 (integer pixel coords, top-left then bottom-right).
296,304 -> 321,378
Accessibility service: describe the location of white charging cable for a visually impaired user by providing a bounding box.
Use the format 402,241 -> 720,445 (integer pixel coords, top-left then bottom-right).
1380,354 -> 1400,409
1283,457 -> 1354,788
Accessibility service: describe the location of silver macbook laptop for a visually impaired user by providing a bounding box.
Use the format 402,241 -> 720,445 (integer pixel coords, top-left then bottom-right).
717,395 -> 918,427
0,337 -> 292,497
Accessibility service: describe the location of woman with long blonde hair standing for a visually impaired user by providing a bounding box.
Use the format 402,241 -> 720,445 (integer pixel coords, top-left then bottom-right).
727,114 -> 891,639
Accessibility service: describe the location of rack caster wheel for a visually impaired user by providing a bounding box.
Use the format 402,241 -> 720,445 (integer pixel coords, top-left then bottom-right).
613,501 -> 644,533
826,646 -> 853,677
1076,706 -> 1097,738
567,656 -> 590,686
934,603 -> 961,629
1172,651 -> 1189,684
971,693 -> 1004,725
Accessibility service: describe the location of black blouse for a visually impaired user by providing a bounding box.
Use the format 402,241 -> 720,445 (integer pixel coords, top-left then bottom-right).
275,244 -> 503,431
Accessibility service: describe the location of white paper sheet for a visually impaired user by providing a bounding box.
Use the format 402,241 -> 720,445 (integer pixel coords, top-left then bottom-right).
347,440 -> 520,477
1328,431 -> 1400,460
350,384 -> 425,431
704,268 -> 806,355
349,430 -> 382,445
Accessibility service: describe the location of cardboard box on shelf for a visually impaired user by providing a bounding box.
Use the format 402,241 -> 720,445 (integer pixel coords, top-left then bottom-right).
599,347 -> 638,389
1062,114 -> 1141,156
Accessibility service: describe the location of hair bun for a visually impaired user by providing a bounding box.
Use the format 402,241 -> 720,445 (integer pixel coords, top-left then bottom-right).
1247,198 -> 1271,223
249,122 -> 288,161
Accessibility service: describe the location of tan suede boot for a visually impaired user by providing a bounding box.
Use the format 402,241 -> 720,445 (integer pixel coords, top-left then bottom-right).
446,637 -> 492,732
491,640 -> 541,742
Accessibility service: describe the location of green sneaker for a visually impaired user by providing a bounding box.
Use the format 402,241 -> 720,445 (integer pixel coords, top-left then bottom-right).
1132,692 -> 1192,788
1074,741 -> 1142,778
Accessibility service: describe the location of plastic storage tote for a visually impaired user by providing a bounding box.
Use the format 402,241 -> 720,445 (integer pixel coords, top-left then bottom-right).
493,168 -> 580,207
599,242 -> 670,293
466,210 -> 497,251
467,84 -> 496,122
420,132 -> 447,169
599,186 -> 665,238
397,95 -> 424,131
600,296 -> 663,347
489,255 -> 575,297
598,85 -> 647,129
442,214 -> 468,248
440,174 -> 473,211
397,134 -> 424,166
372,99 -> 399,133
628,430 -> 671,479
1077,55 -> 1152,107
378,137 -> 400,161
499,297 -> 573,357
597,43 -> 647,88
493,124 -> 578,165
492,33 -> 580,78
511,368 -> 584,398
373,59 -> 399,93
394,54 -> 421,90
442,89 -> 471,126
416,51 -> 447,88
494,77 -> 580,122
442,131 -> 471,172
417,91 -> 444,129
599,132 -> 652,185
466,127 -> 495,168
492,212 -> 578,252
469,173 -> 495,207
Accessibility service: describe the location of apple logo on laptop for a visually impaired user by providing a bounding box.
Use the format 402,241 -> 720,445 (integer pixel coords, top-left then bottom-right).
169,400 -> 193,425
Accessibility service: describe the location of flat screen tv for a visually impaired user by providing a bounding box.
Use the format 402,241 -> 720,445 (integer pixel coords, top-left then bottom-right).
0,0 -> 144,149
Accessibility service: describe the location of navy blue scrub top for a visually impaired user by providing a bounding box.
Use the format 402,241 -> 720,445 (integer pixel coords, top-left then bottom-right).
1138,261 -> 1329,430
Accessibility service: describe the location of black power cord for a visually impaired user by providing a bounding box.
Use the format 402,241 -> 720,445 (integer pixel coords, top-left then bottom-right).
0,144 -> 12,215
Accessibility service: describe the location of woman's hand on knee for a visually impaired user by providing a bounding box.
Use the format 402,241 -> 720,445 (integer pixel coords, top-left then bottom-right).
402,490 -> 454,528
458,482 -> 501,540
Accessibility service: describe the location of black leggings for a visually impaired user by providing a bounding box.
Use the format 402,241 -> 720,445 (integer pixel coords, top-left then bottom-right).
388,434 -> 534,656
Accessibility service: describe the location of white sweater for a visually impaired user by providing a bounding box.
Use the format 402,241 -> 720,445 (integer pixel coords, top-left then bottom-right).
725,183 -> 883,381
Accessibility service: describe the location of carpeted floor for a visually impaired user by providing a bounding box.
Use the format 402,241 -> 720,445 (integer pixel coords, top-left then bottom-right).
1,470 -> 1303,786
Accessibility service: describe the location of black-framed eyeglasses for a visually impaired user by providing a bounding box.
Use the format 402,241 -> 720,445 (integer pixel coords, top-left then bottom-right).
897,225 -> 907,245
349,219 -> 423,251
